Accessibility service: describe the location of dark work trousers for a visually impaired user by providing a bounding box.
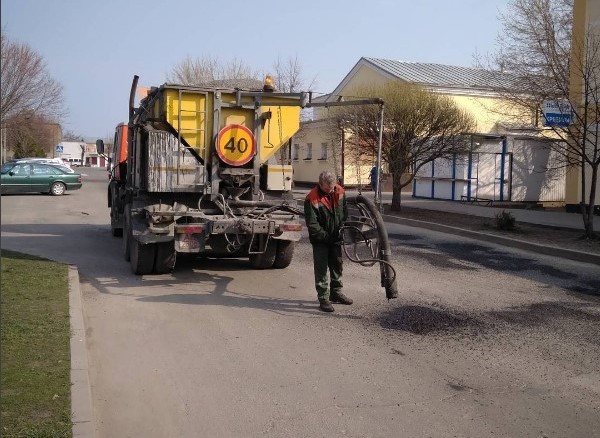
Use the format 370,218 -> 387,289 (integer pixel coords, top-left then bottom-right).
311,242 -> 343,300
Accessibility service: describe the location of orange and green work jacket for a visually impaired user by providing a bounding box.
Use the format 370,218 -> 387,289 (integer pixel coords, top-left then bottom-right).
304,183 -> 348,245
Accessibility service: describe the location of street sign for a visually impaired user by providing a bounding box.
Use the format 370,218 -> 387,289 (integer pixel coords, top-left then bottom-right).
55,145 -> 64,153
542,100 -> 573,128
216,124 -> 256,166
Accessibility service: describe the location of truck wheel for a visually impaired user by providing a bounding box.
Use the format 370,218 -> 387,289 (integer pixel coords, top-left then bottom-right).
249,239 -> 276,269
273,240 -> 295,269
109,188 -> 123,236
111,206 -> 123,237
154,241 -> 176,274
123,205 -> 131,261
130,240 -> 156,275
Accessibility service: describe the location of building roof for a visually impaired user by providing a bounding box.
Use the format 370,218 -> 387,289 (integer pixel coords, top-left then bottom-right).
363,57 -> 499,89
329,57 -> 512,99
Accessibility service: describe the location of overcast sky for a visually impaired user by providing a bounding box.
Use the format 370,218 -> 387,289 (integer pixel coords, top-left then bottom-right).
2,0 -> 508,140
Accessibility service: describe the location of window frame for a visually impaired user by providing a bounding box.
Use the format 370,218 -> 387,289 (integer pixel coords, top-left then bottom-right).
319,142 -> 328,160
304,143 -> 312,160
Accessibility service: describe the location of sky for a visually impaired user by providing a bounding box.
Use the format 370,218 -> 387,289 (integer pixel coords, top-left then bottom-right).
2,0 -> 509,140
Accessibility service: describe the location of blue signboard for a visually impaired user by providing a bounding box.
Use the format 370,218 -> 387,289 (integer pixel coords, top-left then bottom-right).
543,113 -> 572,127
542,100 -> 572,128
55,145 -> 64,153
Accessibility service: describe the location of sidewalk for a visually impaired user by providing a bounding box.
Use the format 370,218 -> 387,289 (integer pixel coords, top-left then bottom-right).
397,196 -> 599,230
293,188 -> 600,265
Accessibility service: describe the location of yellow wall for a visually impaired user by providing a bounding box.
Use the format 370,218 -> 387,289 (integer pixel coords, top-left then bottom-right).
292,119 -> 375,186
343,65 -> 391,90
291,120 -> 339,183
566,0 -> 600,206
341,65 -> 532,134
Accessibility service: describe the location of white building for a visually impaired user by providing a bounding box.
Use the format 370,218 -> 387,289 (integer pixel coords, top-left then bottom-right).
56,141 -> 86,166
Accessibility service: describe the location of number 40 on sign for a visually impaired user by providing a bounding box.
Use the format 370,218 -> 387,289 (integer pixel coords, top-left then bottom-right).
216,124 -> 256,166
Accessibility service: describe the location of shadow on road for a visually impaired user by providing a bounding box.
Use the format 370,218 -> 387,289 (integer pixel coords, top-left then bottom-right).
1,223 -> 358,317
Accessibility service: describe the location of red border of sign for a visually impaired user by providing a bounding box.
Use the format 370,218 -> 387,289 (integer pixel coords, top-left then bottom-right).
216,124 -> 256,166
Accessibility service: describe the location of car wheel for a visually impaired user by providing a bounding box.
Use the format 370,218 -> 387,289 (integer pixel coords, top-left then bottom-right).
50,182 -> 66,196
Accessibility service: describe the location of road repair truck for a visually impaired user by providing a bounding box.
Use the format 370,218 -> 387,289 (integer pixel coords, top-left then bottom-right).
97,75 -> 315,274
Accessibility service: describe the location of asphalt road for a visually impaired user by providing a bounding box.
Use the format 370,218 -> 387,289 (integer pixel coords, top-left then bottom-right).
1,167 -> 599,438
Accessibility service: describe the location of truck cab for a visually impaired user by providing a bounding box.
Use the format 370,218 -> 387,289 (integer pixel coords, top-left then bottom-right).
97,123 -> 128,236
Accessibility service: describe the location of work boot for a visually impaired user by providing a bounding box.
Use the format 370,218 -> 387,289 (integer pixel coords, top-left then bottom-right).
319,299 -> 334,312
330,292 -> 353,305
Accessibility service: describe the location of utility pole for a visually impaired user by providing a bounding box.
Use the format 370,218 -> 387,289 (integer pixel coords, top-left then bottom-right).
1,125 -> 6,164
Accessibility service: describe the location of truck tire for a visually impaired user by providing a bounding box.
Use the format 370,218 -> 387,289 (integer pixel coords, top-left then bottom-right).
273,240 -> 295,269
130,240 -> 156,275
111,212 -> 123,237
154,241 -> 176,274
249,239 -> 276,269
123,204 -> 131,261
109,186 -> 123,236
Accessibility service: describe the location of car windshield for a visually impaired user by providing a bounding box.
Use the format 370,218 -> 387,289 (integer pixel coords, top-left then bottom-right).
1,162 -> 17,174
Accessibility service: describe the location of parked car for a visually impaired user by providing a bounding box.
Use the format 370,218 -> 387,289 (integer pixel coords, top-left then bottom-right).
0,162 -> 82,195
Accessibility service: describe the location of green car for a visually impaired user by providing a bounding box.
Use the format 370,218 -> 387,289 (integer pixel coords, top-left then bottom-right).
0,161 -> 83,195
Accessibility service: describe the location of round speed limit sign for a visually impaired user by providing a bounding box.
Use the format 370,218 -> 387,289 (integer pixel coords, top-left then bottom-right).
216,124 -> 256,166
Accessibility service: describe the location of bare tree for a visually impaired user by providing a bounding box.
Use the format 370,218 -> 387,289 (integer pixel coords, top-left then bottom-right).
1,32 -> 64,123
478,0 -> 599,238
333,82 -> 476,210
1,32 -> 65,161
272,55 -> 316,92
62,129 -> 84,142
166,55 -> 259,86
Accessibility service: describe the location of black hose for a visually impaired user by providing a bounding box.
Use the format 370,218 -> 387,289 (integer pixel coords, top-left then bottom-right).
347,195 -> 398,300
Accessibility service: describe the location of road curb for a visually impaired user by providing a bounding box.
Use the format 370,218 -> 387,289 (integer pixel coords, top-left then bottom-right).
68,266 -> 95,438
383,215 -> 600,266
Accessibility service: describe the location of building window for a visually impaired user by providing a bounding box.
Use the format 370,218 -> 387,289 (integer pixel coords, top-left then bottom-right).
293,144 -> 299,161
319,142 -> 328,160
305,143 -> 312,160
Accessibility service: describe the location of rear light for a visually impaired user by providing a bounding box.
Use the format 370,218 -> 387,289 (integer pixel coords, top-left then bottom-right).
77,177 -> 82,183
175,224 -> 206,234
279,223 -> 302,231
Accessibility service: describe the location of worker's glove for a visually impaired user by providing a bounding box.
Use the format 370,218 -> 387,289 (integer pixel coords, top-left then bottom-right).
331,229 -> 344,245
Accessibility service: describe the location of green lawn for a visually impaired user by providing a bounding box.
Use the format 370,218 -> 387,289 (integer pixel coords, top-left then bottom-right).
1,250 -> 72,438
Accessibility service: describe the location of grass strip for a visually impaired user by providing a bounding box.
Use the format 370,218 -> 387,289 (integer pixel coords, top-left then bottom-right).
1,249 -> 72,438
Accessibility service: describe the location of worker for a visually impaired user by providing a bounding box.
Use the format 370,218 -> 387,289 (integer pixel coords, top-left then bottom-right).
304,170 -> 353,312
369,166 -> 382,192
